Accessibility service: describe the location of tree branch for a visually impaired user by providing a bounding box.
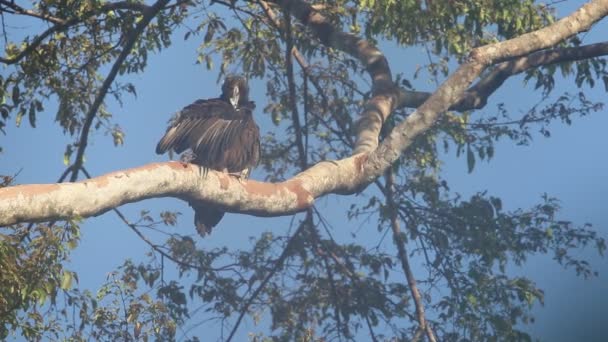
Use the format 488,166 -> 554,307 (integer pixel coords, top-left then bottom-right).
386,170 -> 436,342
0,1 -> 151,65
363,0 -> 608,178
257,0 -> 353,147
0,0 -> 66,24
69,0 -> 171,182
226,220 -> 307,342
397,41 -> 608,111
266,0 -> 398,154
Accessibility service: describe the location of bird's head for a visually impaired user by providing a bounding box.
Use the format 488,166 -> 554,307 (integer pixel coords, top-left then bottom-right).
221,75 -> 249,108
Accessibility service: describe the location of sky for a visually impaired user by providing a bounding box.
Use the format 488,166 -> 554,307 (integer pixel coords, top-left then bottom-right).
2,0 -> 607,341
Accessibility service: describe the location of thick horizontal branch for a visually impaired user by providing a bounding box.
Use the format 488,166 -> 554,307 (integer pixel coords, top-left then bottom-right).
0,157 -> 370,226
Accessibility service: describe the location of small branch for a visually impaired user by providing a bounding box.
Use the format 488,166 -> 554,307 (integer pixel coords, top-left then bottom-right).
266,0 -> 398,154
79,167 -> 212,271
0,0 -> 66,24
69,0 -> 171,182
308,214 -> 344,339
0,1 -> 151,65
226,220 -> 307,342
386,169 -> 436,342
364,315 -> 379,342
257,0 -> 353,146
284,4 -> 308,170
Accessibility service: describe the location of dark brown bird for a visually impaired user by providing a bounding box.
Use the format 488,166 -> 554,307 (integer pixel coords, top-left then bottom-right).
156,75 -> 260,236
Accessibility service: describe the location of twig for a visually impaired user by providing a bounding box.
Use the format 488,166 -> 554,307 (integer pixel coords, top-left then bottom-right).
0,0 -> 65,24
385,169 -> 437,342
307,212 -> 344,339
79,166 -> 214,272
226,221 -> 307,342
283,1 -> 307,170
258,0 -> 354,146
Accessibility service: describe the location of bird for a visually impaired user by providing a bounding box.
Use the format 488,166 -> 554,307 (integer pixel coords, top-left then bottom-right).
156,75 -> 260,236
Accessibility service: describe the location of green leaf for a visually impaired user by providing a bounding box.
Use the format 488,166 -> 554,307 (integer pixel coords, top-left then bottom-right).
205,55 -> 213,70
467,294 -> 478,307
0,104 -> 9,119
67,239 -> 79,250
28,103 -> 36,128
63,145 -> 73,166
466,144 -> 475,173
61,271 -> 73,290
15,108 -> 24,127
487,145 -> 494,159
11,85 -> 20,105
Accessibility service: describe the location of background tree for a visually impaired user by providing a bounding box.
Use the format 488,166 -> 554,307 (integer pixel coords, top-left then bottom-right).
0,0 -> 607,341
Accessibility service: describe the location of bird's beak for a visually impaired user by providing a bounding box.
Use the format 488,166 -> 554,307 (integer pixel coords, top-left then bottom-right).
230,86 -> 240,108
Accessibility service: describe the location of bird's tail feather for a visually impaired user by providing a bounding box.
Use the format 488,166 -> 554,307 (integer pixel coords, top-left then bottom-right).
192,203 -> 225,237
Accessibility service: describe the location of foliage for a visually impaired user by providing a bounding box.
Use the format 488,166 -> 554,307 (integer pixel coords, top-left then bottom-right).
1,0 -> 606,341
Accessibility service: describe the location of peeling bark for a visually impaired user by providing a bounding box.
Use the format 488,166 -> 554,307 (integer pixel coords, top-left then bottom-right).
1,0 -> 607,227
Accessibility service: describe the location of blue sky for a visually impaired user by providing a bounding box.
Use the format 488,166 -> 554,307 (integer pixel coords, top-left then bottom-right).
2,1 -> 607,340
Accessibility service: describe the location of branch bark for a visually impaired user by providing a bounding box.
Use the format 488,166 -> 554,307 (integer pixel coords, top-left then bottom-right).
267,0 -> 399,154
1,0 -> 607,226
398,41 -> 608,111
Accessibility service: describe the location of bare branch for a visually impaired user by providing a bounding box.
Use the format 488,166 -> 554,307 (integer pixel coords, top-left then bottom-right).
386,170 -> 436,342
284,4 -> 308,170
257,0 -> 353,146
226,220 -> 307,341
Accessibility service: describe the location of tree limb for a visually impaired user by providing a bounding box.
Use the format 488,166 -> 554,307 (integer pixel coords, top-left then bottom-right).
386,169 -> 436,342
363,0 -> 608,177
267,0 -> 398,154
0,0 -> 66,24
398,41 -> 608,111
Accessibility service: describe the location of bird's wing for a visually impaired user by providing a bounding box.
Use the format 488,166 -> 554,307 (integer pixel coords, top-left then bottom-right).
156,99 -> 260,172
155,98 -> 235,155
